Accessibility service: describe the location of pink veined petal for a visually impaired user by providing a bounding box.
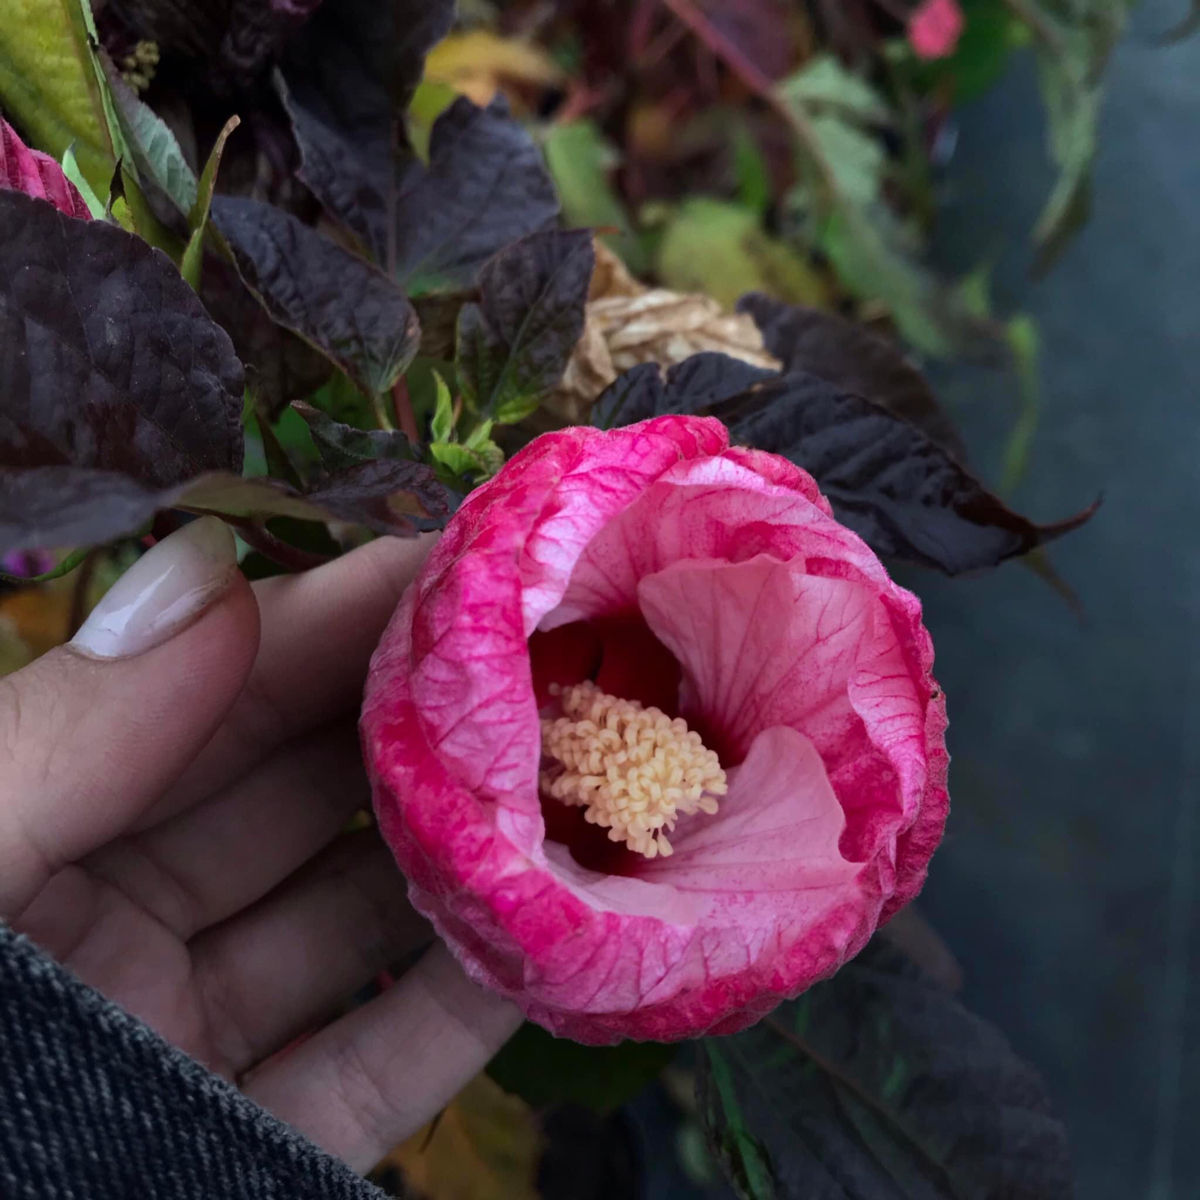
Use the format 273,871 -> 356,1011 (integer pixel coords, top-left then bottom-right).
636,554 -> 931,877
545,457 -> 850,627
385,416 -> 730,814
635,555 -> 876,765
642,725 -> 860,895
0,117 -> 92,220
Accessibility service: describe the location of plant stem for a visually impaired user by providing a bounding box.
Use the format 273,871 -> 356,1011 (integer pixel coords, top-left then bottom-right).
392,378 -> 421,443
223,518 -> 332,572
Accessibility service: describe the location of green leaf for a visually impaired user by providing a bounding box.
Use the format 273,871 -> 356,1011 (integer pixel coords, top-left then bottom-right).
656,198 -> 826,310
820,205 -> 963,357
59,143 -> 104,217
776,55 -> 889,122
1021,0 -> 1132,270
808,114 -> 886,207
430,371 -> 455,443
456,229 -> 594,424
1001,313 -> 1041,492
181,115 -> 240,290
731,122 -> 771,218
697,939 -> 1073,1200
702,1042 -> 778,1200
97,48 -> 198,215
543,119 -> 648,274
0,0 -> 113,194
487,1022 -> 677,1114
292,403 -> 418,472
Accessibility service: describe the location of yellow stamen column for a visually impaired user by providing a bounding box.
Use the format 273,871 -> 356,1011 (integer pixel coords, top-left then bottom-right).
540,681 -> 727,858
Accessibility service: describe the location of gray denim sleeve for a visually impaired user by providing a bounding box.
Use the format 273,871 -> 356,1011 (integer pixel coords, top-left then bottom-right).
0,923 -> 386,1199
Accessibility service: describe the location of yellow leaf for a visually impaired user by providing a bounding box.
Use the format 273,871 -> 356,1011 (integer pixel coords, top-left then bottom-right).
0,0 -> 114,194
424,30 -> 563,108
378,1074 -> 542,1200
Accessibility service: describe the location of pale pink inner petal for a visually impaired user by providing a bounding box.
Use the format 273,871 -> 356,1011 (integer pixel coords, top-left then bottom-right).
540,842 -> 707,923
543,457 -> 842,630
641,725 -> 859,894
531,725 -> 857,932
636,556 -> 874,763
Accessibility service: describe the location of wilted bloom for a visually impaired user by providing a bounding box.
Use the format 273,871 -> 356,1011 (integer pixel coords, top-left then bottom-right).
908,0 -> 965,60
362,417 -> 948,1043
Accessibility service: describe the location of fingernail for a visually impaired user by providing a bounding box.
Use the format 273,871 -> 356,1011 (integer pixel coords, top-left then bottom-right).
70,518 -> 238,659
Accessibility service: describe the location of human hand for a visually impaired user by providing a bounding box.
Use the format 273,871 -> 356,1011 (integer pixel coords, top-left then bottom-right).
0,520 -> 520,1172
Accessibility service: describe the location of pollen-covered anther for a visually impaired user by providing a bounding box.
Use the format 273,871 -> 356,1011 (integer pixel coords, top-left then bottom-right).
539,680 -> 727,859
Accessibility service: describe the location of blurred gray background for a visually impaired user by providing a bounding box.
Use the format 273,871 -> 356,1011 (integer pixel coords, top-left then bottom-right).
918,2 -> 1199,1195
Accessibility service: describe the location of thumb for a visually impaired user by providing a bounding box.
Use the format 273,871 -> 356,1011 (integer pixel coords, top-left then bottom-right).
0,519 -> 260,918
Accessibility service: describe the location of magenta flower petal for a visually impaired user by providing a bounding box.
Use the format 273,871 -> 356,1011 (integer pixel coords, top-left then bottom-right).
363,416 -> 948,1042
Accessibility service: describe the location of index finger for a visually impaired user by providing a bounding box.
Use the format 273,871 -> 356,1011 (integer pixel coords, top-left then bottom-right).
146,534 -> 434,826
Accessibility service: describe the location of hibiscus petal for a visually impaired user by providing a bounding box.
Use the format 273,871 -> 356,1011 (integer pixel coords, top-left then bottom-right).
644,725 -> 859,893
546,454 -> 883,629
636,555 -> 875,764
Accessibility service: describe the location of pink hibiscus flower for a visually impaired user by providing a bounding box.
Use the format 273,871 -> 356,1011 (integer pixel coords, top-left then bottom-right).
908,0 -> 965,60
362,417 -> 948,1043
0,116 -> 92,220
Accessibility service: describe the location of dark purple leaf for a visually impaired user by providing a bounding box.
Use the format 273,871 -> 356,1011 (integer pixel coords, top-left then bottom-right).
697,938 -> 1073,1200
394,96 -> 560,292
0,468 -> 323,557
278,0 -> 455,262
456,230 -> 593,423
593,353 -> 774,427
706,0 -> 796,81
220,0 -> 325,86
0,190 -> 244,486
593,362 -> 666,427
106,0 -> 226,61
710,371 -> 1095,574
107,0 -> 325,88
0,467 -> 168,555
306,458 -> 449,535
212,195 -> 419,397
201,257 -> 331,418
293,401 -> 419,470
738,292 -> 968,460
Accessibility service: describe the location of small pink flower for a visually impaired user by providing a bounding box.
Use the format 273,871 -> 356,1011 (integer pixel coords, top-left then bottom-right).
362,417 -> 948,1043
908,0 -> 965,60
1,549 -> 56,579
0,117 -> 92,220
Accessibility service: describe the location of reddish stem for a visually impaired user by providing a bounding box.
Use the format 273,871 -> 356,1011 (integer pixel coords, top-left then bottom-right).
657,0 -> 836,194
220,517 -> 332,573
391,378 -> 420,444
